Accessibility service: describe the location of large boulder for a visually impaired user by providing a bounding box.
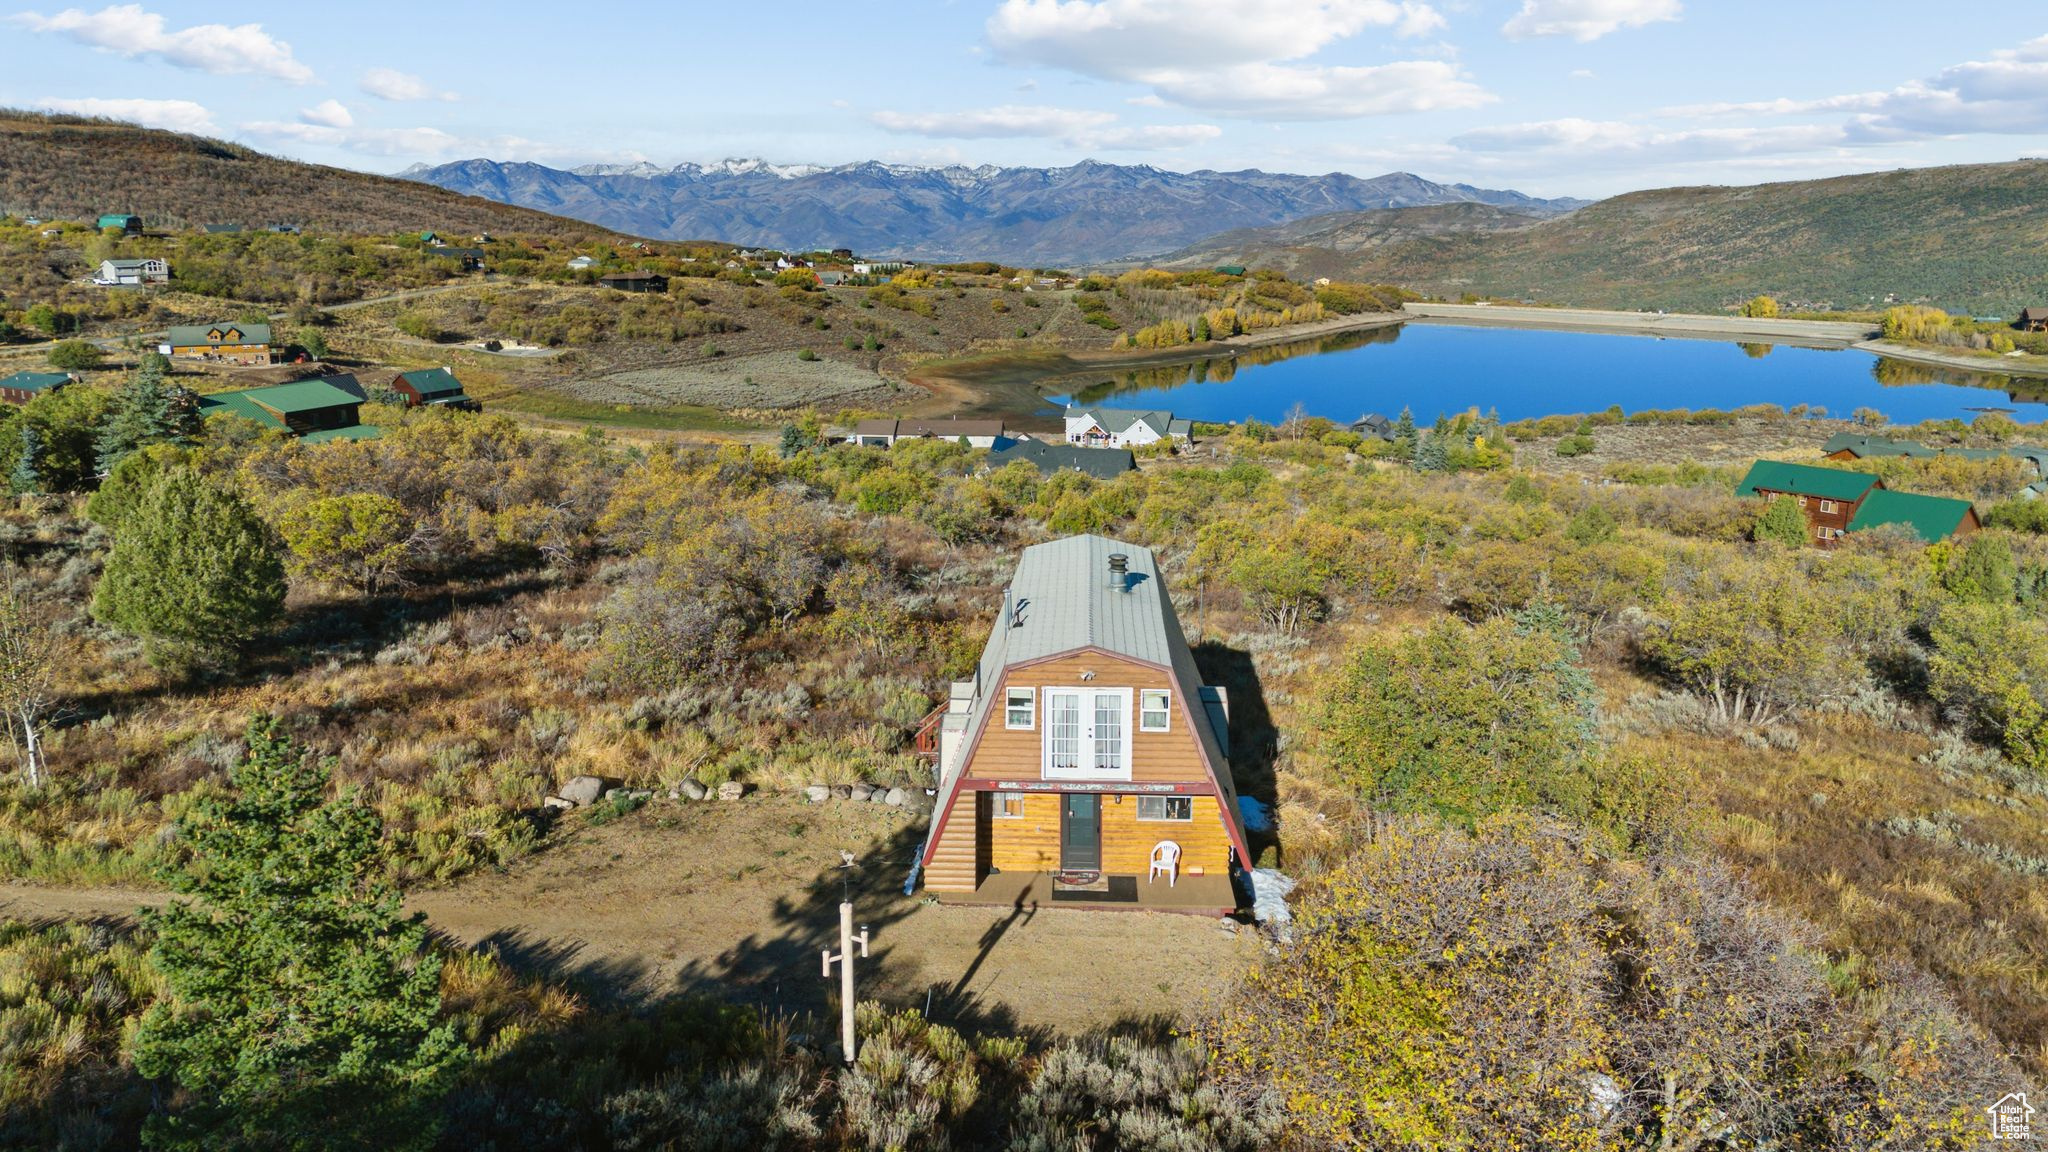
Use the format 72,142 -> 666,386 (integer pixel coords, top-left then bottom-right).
850,782 -> 875,802
558,775 -> 607,807
679,779 -> 707,801
883,787 -> 907,807
803,785 -> 831,804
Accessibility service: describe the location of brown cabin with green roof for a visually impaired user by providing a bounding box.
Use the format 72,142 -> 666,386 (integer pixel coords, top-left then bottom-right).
162,323 -> 273,365
197,378 -> 371,439
1736,460 -> 1977,547
0,371 -> 72,406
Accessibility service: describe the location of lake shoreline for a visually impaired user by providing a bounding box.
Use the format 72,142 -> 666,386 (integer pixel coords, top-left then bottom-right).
1854,339 -> 2048,381
891,302 -> 2048,428
903,311 -> 1408,423
1399,302 -> 1879,348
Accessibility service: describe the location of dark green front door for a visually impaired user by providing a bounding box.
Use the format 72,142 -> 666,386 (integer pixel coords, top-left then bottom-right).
1060,794 -> 1101,872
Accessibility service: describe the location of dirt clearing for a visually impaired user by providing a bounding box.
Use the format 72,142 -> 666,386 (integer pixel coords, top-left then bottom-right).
2,796 -> 1256,1035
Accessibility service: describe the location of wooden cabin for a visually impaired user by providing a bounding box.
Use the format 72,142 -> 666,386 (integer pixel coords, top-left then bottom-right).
390,367 -> 480,410
1736,459 -> 1977,546
2018,307 -> 2048,333
197,379 -> 379,443
919,535 -> 1247,913
161,323 -> 273,365
0,372 -> 72,405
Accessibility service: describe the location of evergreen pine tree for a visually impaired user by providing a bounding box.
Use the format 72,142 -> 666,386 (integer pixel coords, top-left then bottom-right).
134,716 -> 464,1150
91,467 -> 286,669
1392,407 -> 1417,455
9,423 -> 40,495
1413,432 -> 1450,473
94,355 -> 192,476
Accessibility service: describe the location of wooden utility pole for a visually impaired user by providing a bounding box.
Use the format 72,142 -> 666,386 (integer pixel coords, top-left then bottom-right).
822,856 -> 869,1066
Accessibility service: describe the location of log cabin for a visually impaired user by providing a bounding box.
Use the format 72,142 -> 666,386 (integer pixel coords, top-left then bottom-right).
1736,459 -> 1978,546
918,535 -> 1247,913
161,323 -> 273,365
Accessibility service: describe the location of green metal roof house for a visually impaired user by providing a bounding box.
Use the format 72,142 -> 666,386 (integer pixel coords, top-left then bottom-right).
1736,459 -> 1978,546
97,214 -> 142,234
0,371 -> 72,405
390,367 -> 479,411
1821,433 -> 1939,460
198,379 -> 376,440
1736,460 -> 1880,503
1846,490 -> 1981,542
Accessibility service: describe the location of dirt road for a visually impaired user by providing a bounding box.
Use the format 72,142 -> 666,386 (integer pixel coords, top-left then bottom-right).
1,796 -> 1256,1034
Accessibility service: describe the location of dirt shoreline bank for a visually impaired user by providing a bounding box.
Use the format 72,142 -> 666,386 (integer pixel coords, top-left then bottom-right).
1854,339 -> 2048,381
1400,302 -> 1878,347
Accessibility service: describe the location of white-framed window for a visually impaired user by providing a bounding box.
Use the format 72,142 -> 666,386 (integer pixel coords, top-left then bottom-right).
1819,499 -> 1837,513
1796,495 -> 1808,507
991,791 -> 1026,819
1137,795 -> 1193,821
1043,687 -> 1132,780
1005,686 -> 1035,730
1139,689 -> 1171,732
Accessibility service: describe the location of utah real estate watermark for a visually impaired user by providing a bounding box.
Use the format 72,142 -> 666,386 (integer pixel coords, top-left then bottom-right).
1989,1092 -> 2035,1141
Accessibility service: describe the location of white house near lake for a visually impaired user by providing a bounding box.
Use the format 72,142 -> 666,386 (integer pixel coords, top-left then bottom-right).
1064,406 -> 1192,449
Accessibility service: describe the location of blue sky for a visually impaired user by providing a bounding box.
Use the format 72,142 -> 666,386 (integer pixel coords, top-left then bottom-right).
4,1 -> 2046,198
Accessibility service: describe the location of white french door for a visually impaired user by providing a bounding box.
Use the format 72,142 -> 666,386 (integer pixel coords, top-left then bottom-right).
1043,687 -> 1131,780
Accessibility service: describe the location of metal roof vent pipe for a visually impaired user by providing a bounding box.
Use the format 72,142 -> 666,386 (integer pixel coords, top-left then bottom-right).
1108,553 -> 1129,592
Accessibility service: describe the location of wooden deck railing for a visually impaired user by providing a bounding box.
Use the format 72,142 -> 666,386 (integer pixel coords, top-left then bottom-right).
912,705 -> 946,760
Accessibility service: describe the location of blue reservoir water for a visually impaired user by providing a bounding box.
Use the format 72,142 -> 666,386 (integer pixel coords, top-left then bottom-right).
1049,323 -> 2048,426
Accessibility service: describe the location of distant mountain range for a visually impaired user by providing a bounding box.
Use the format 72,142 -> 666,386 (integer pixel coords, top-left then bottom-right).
398,157 -> 1586,265
1167,158 -> 2048,317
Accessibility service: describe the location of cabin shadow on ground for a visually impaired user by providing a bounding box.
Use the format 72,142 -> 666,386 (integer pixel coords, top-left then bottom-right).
1191,640 -> 1281,866
661,821 -> 1045,1040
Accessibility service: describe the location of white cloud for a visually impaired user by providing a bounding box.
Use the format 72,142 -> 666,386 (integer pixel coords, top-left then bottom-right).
359,66 -> 458,102
1569,68 -> 1596,80
298,99 -> 352,128
870,103 -> 1220,151
1160,60 -> 1488,119
872,104 -> 1116,139
1501,0 -> 1680,42
12,4 -> 312,82
985,0 -> 1480,119
1452,117 -> 1843,162
238,118 -> 646,166
242,120 -> 464,158
1078,122 -> 1223,150
35,95 -> 214,133
1661,35 -> 2048,141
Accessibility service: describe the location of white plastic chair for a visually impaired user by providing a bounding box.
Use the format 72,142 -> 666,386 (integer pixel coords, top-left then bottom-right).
1148,841 -> 1181,887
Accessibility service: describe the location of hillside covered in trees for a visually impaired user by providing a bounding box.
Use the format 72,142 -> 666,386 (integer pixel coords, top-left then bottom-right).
1174,159 -> 2048,317
0,111 -> 633,238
